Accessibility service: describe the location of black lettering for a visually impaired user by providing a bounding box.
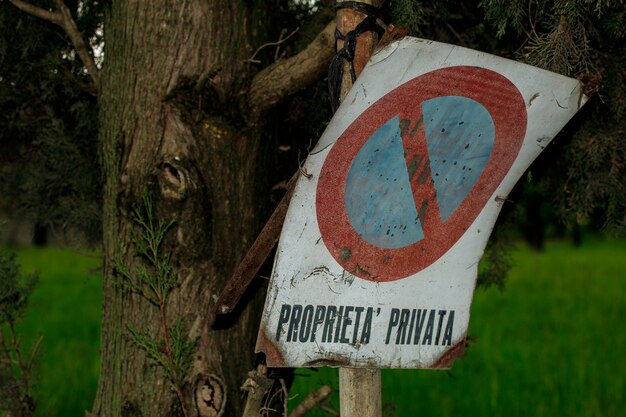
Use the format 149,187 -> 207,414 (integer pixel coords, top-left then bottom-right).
360,307 -> 374,344
412,309 -> 427,344
435,310 -> 447,345
276,304 -> 291,341
340,306 -> 354,343
287,304 -> 302,342
396,309 -> 410,344
352,307 -> 364,344
276,304 -> 389,345
406,309 -> 417,343
442,311 -> 454,346
333,306 -> 345,342
386,308 -> 400,344
276,304 -> 451,346
299,305 -> 314,342
322,306 -> 337,342
311,305 -> 326,342
422,309 -> 436,345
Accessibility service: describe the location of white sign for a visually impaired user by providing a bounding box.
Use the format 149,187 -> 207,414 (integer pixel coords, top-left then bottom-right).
256,37 -> 587,368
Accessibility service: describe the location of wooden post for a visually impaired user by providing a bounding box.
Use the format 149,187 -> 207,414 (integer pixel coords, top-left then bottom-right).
335,1 -> 384,416
340,368 -> 382,417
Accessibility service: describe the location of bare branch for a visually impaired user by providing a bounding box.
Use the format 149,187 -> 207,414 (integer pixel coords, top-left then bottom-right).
9,0 -> 100,90
52,0 -> 100,88
8,0 -> 61,24
289,385 -> 333,417
248,20 -> 336,123
248,27 -> 300,64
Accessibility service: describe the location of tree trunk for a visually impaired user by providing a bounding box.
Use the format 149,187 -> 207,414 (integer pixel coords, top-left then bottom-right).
94,2 -> 276,416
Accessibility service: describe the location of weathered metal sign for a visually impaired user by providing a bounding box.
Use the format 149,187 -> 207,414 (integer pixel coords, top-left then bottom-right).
256,37 -> 587,368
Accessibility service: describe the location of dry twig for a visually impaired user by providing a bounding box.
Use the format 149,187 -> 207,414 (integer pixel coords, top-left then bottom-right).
249,27 -> 300,64
241,365 -> 275,417
289,385 -> 333,417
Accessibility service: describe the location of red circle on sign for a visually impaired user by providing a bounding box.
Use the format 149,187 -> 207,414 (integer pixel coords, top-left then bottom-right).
316,66 -> 527,282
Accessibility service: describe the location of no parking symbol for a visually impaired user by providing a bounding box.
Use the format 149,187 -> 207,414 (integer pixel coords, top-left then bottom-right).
317,66 -> 527,281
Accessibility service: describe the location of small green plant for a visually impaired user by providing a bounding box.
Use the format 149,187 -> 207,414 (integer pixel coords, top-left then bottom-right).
114,192 -> 196,417
0,249 -> 40,417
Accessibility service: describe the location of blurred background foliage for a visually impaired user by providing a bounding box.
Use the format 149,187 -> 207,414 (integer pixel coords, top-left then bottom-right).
0,0 -> 103,245
0,246 -> 39,417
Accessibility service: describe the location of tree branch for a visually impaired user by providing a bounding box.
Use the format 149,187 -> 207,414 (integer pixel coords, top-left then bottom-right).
248,20 -> 336,123
9,0 -> 100,90
248,27 -> 300,64
289,385 -> 333,417
8,0 -> 61,24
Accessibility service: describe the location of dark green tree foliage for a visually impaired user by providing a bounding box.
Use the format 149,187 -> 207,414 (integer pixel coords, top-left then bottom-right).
0,249 -> 39,417
561,39 -> 625,232
390,0 -> 427,35
0,1 -> 103,243
476,220 -> 515,290
388,1 -> 504,54
479,0 -> 626,233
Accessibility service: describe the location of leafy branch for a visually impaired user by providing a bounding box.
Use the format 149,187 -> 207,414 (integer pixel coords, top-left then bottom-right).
114,192 -> 195,417
0,250 -> 40,417
127,320 -> 195,389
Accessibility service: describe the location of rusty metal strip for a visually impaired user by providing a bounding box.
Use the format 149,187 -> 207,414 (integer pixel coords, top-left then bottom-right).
431,337 -> 467,369
211,171 -> 299,316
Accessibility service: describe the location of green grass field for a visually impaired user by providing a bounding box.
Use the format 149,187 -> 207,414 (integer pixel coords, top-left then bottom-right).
6,238 -> 626,416
11,247 -> 102,417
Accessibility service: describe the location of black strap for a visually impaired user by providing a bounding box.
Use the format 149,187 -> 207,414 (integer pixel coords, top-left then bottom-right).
328,2 -> 385,113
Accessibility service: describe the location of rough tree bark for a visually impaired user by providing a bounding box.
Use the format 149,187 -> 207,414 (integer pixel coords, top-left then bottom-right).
93,2 -> 334,417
